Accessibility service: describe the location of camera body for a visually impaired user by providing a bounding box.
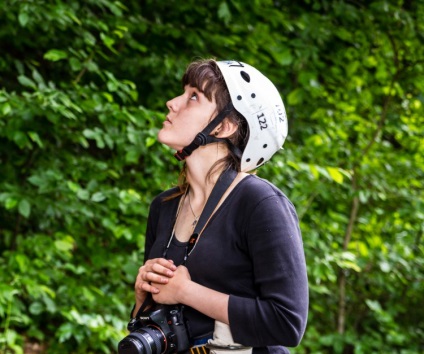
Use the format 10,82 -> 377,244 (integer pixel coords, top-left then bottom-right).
118,304 -> 191,354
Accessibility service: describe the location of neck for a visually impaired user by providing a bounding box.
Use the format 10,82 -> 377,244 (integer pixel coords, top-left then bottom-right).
184,143 -> 229,201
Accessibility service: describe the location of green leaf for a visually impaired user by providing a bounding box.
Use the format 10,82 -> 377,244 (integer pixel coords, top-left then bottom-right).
2,102 -> 12,115
69,57 -> 82,71
54,240 -> 73,252
91,192 -> 107,202
100,33 -> 117,54
32,69 -> 45,86
15,253 -> 29,272
18,199 -> 31,218
44,49 -> 68,61
326,167 -> 344,184
54,234 -> 75,252
29,302 -> 44,315
13,130 -> 31,148
287,88 -> 304,105
76,189 -> 90,200
145,136 -> 156,148
67,181 -> 80,192
5,197 -> 18,210
28,131 -> 44,148
17,75 -> 36,89
18,12 -> 29,27
271,47 -> 293,66
217,2 -> 231,24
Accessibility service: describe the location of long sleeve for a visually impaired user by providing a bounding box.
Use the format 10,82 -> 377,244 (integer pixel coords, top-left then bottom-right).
228,186 -> 308,347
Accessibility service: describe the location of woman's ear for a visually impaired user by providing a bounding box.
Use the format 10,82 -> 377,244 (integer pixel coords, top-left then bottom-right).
213,118 -> 238,138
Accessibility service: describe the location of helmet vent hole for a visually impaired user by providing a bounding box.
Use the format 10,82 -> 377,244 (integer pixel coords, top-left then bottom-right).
257,158 -> 264,166
240,71 -> 250,82
251,93 -> 256,98
237,95 -> 242,100
263,144 -> 268,148
246,158 -> 251,163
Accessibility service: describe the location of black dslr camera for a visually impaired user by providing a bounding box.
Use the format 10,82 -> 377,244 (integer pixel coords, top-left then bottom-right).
118,304 -> 191,354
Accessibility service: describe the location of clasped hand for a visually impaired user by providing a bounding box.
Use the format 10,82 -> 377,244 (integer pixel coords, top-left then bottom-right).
135,257 -> 191,305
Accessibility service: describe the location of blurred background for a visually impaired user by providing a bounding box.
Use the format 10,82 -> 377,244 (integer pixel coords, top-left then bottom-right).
0,0 -> 423,353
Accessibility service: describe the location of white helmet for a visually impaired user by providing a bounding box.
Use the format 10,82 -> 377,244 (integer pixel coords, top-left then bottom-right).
216,60 -> 288,172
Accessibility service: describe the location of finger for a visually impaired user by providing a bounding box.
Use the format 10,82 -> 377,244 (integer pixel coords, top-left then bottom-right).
144,271 -> 170,284
151,263 -> 175,277
156,258 -> 177,270
141,281 -> 160,294
141,259 -> 176,274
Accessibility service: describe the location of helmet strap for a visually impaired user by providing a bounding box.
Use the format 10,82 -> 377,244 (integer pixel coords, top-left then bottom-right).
174,102 -> 234,161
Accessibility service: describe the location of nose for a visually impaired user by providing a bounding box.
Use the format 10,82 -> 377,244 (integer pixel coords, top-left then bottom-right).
166,96 -> 180,112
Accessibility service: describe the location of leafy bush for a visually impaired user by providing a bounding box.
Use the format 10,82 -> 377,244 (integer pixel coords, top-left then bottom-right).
0,0 -> 423,353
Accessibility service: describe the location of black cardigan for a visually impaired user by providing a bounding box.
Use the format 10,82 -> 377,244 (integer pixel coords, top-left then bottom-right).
144,175 -> 309,354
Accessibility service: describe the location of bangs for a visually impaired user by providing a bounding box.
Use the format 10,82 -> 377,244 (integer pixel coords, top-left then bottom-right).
182,59 -> 225,102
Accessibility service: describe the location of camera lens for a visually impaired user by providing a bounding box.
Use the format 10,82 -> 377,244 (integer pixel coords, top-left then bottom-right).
118,326 -> 166,354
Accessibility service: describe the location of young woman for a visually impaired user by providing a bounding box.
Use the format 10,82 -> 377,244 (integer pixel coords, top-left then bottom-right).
129,59 -> 308,354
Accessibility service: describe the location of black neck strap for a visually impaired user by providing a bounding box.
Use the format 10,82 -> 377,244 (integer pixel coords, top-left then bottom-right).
193,167 -> 237,235
162,168 -> 238,265
183,167 -> 238,264
133,168 -> 238,321
174,102 -> 234,161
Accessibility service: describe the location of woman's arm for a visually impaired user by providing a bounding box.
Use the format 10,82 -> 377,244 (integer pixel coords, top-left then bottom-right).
152,265 -> 230,324
228,194 -> 309,347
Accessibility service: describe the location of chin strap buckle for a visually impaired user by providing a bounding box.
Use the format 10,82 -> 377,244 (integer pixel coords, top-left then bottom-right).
174,133 -> 209,161
174,149 -> 188,161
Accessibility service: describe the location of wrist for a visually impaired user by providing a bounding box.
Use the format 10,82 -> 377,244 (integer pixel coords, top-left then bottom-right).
177,279 -> 195,305
135,293 -> 146,306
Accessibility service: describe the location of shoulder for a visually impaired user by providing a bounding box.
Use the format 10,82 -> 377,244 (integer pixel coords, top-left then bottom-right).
233,175 -> 297,216
151,186 -> 181,202
149,187 -> 181,212
237,174 -> 288,201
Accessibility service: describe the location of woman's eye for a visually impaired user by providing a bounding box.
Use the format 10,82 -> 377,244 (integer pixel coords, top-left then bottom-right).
190,92 -> 198,101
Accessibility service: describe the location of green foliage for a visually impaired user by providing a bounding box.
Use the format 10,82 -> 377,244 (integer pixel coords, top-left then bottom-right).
0,0 -> 423,353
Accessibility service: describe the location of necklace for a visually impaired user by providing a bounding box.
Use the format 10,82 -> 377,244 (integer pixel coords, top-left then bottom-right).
187,191 -> 199,228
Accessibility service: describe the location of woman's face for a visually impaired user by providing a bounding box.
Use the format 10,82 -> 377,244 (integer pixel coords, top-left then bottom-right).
158,84 -> 217,151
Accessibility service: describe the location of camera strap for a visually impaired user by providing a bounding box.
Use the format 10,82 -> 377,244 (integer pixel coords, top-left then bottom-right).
134,168 -> 238,320
162,167 -> 238,266
185,167 -> 238,263
132,169 -> 237,321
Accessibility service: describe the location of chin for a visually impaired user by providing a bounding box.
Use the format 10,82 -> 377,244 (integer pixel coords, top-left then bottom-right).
157,131 -> 169,145
157,137 -> 181,151
158,133 -> 190,151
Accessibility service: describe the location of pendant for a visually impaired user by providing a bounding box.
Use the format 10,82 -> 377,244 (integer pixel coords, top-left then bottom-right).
192,218 -> 198,228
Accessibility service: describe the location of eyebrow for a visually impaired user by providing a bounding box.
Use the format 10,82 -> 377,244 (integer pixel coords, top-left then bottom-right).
185,85 -> 205,94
